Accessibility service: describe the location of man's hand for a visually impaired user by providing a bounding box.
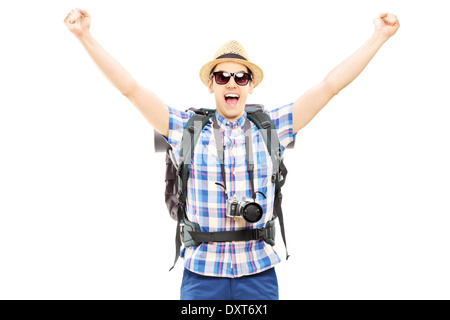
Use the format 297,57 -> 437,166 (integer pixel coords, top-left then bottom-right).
373,13 -> 400,40
64,8 -> 91,39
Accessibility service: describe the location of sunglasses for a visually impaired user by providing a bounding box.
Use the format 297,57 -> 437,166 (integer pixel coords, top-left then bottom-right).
211,71 -> 252,86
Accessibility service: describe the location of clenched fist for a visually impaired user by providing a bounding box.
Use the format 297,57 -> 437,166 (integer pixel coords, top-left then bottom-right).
64,8 -> 91,38
373,13 -> 400,39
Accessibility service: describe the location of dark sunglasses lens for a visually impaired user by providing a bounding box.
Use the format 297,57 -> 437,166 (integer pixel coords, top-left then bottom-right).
215,72 -> 230,84
235,72 -> 250,85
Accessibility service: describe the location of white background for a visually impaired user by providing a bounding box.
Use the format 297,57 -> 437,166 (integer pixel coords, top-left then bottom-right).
1,0 -> 449,300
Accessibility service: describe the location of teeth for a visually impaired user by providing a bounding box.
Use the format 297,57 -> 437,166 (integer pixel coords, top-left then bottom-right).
225,94 -> 239,98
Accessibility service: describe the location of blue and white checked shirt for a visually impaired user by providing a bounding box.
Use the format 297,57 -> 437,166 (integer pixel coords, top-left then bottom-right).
165,103 -> 296,278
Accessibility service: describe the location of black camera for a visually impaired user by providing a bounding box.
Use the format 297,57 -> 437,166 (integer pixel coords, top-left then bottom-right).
226,196 -> 263,223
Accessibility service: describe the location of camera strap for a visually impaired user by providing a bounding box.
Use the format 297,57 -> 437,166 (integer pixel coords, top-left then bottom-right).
212,115 -> 256,199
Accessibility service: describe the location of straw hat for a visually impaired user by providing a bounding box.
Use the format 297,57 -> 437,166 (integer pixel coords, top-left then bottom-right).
199,40 -> 264,88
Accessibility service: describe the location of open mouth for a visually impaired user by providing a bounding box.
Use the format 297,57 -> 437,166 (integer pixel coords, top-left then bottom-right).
224,93 -> 240,106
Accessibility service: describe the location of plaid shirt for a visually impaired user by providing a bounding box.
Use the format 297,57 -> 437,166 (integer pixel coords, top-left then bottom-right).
165,103 -> 296,278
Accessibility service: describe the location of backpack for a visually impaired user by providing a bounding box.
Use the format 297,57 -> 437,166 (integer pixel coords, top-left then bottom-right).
154,104 -> 293,270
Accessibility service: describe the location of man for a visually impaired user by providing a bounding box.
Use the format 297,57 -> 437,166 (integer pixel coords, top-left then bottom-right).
64,8 -> 399,300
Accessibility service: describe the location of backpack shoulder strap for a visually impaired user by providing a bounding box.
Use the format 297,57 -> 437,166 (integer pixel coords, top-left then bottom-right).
246,106 -> 290,260
178,108 -> 214,207
246,107 -> 281,172
169,108 -> 214,271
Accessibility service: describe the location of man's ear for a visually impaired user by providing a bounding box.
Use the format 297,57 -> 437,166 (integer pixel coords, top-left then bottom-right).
248,79 -> 256,94
208,78 -> 214,94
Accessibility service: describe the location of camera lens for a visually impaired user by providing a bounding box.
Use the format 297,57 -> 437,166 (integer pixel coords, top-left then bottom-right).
242,203 -> 263,223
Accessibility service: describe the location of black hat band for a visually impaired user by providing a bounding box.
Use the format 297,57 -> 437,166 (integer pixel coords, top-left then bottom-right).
216,53 -> 248,61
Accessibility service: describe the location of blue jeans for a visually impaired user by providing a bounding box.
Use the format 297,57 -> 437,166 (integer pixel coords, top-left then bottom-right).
180,268 -> 279,300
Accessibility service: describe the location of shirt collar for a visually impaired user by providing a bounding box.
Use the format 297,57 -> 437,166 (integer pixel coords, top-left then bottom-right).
215,111 -> 247,130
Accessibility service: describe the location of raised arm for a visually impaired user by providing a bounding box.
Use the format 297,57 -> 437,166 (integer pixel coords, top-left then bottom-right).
292,13 -> 400,134
64,8 -> 169,137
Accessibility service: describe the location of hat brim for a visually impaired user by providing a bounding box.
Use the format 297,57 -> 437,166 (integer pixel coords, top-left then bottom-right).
199,58 -> 264,88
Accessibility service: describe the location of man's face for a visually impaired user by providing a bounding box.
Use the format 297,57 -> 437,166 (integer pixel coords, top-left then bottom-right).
208,61 -> 255,121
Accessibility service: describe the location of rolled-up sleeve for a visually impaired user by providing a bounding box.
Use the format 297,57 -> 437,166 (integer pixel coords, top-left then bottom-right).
267,102 -> 297,150
164,106 -> 194,164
